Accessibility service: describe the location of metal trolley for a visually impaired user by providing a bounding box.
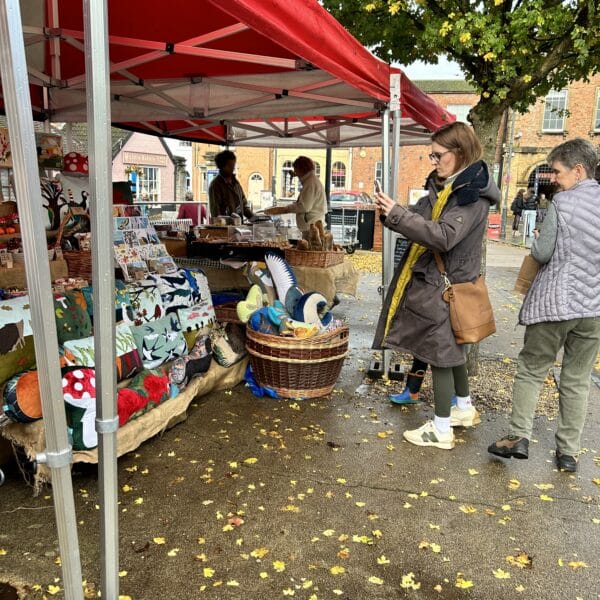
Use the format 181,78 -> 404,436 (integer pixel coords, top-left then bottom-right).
330,207 -> 360,254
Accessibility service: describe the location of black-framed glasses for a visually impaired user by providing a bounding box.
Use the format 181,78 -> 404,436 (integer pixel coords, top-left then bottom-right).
428,150 -> 453,163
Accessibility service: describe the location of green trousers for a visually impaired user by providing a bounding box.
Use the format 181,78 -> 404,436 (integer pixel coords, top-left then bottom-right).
510,317 -> 600,455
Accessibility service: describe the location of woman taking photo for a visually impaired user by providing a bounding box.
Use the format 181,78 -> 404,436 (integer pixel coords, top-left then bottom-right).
373,122 -> 500,450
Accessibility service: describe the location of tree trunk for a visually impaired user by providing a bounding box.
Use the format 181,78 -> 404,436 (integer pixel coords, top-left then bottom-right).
465,108 -> 504,375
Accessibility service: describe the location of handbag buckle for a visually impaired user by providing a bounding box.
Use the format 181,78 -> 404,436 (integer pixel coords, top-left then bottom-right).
441,273 -> 452,293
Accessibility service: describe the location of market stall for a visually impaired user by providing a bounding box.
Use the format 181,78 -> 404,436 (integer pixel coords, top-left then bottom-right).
0,1 -> 452,598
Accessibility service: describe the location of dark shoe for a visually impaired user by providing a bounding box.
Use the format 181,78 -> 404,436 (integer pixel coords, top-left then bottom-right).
556,450 -> 577,472
488,435 -> 529,459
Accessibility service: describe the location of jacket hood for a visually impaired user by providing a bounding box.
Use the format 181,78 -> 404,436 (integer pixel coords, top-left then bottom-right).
452,160 -> 500,207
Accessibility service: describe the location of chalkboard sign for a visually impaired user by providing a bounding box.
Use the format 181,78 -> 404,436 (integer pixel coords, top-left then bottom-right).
394,236 -> 411,268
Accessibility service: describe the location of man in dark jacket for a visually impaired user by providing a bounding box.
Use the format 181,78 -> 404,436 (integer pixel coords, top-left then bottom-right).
208,150 -> 254,222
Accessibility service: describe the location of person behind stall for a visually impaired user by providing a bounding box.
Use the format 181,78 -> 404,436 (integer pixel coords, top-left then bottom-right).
488,138 -> 600,472
208,150 -> 254,222
263,156 -> 327,238
373,122 -> 500,450
177,191 -> 205,226
510,189 -> 524,237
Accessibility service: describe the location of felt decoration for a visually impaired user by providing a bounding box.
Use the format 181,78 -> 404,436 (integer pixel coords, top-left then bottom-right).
62,367 -> 97,450
62,322 -> 142,382
246,262 -> 277,305
0,334 -> 36,387
0,295 -> 33,338
248,308 -> 279,335
236,285 -> 264,323
169,334 -> 212,389
63,152 -> 89,175
266,301 -> 319,338
211,323 -> 247,368
117,368 -> 170,426
155,270 -> 195,314
2,370 -> 43,423
131,314 -> 187,369
292,292 -> 332,327
82,281 -> 132,322
54,291 -> 92,345
178,304 -> 216,334
264,252 -> 297,305
124,279 -> 164,326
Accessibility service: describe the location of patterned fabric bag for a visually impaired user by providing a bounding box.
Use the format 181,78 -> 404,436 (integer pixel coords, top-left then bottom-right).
131,314 -> 187,369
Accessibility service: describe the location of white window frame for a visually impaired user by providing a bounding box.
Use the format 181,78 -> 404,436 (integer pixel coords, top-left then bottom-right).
331,161 -> 346,189
447,104 -> 471,124
542,89 -> 568,133
374,161 -> 382,183
139,166 -> 160,203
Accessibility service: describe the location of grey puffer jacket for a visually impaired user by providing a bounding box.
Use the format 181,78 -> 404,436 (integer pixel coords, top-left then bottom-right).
372,161 -> 500,367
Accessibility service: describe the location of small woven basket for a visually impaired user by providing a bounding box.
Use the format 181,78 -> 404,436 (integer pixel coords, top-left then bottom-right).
215,301 -> 242,324
55,208 -> 92,279
284,248 -> 344,269
246,325 -> 349,399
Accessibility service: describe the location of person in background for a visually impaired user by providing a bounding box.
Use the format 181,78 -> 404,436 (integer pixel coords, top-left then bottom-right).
373,122 -> 500,450
263,156 -> 327,238
537,192 -> 548,222
522,187 -> 538,238
208,150 -> 254,222
177,191 -> 205,226
510,189 -> 524,237
489,138 -> 600,472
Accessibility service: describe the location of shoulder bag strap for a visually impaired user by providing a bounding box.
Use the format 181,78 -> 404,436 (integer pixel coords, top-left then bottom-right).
433,251 -> 452,293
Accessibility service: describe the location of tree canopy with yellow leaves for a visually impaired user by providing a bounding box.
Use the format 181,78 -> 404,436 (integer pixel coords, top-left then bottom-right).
323,0 -> 599,158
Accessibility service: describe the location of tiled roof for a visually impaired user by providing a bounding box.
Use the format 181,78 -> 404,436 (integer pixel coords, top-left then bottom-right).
414,80 -> 477,94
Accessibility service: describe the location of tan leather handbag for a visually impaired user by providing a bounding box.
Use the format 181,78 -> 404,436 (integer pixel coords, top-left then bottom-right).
434,253 -> 496,345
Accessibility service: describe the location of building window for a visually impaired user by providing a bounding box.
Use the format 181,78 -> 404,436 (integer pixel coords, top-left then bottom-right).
0,168 -> 15,202
135,166 -> 160,203
542,90 -> 568,132
314,162 -> 321,178
375,161 -> 382,184
179,140 -> 192,147
281,160 -> 295,197
447,104 -> 471,124
331,161 -> 346,189
594,90 -> 600,132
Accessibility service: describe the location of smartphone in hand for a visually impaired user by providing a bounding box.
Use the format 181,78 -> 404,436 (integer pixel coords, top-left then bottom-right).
374,179 -> 383,194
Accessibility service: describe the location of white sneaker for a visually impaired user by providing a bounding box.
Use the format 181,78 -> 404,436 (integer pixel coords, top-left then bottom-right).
450,405 -> 481,427
403,420 -> 455,450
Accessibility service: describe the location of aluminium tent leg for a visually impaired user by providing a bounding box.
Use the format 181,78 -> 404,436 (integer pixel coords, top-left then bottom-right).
82,0 -> 119,598
0,2 -> 84,599
325,145 -> 332,229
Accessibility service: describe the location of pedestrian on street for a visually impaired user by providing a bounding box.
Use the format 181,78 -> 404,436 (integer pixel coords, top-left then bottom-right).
537,192 -> 548,223
489,138 -> 600,472
510,189 -> 524,237
177,191 -> 205,226
522,187 -> 538,238
373,122 -> 500,450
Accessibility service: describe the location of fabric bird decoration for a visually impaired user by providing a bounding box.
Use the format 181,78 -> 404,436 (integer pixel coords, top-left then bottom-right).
293,291 -> 332,327
236,285 -> 264,323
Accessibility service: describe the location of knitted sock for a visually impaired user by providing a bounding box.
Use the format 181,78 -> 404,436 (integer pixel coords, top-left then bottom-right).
434,415 -> 451,434
456,395 -> 472,410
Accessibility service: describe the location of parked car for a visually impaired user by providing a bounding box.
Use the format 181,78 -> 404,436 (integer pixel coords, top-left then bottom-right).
329,190 -> 373,205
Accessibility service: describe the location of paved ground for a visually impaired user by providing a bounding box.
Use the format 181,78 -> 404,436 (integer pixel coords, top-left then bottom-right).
1,243 -> 600,600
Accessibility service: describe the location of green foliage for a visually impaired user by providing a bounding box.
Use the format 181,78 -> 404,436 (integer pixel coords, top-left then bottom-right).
323,0 -> 599,120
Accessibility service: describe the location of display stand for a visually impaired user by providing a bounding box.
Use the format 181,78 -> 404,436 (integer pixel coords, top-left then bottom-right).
2,358 -> 247,494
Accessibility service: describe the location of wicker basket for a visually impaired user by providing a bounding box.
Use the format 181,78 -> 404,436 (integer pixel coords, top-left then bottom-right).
246,325 -> 349,399
215,301 -> 242,324
285,248 -> 344,269
55,208 -> 93,279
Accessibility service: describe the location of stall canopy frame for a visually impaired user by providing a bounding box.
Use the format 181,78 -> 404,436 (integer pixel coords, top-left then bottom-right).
0,1 -> 453,599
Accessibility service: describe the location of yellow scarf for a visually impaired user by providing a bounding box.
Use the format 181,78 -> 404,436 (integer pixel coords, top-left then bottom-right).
383,184 -> 453,338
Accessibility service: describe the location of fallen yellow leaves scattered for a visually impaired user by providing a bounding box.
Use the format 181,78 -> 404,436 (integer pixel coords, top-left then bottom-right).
153,537 -> 166,545
121,484 -> 132,493
322,529 -> 335,537
330,565 -> 346,575
459,504 -> 477,514
534,483 -> 554,490
47,585 -> 61,595
468,468 -> 479,476
377,555 -> 390,565
419,540 -> 441,553
492,568 -> 511,579
506,552 -> 532,569
167,548 -> 180,557
203,567 -> 215,578
368,576 -> 384,585
539,494 -> 554,502
243,457 -> 258,464
455,574 -> 474,589
250,547 -> 269,559
507,479 -> 521,490
400,572 -> 421,590
273,560 -> 286,572
568,561 -> 588,570
0,549 -> 7,556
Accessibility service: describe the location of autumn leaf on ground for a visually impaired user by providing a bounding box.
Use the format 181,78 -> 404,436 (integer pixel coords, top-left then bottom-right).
330,565 -> 346,575
250,547 -> 269,559
203,567 -> 215,578
134,497 -> 143,505
153,537 -> 166,545
507,479 -> 521,490
506,552 -> 532,569
283,505 -> 300,513
400,572 -> 421,590
167,548 -> 180,557
0,549 -> 7,556
273,560 -> 286,572
121,484 -> 132,493
493,568 -> 511,579
322,529 -> 335,537
337,548 -> 350,559
368,576 -> 384,585
468,469 -> 479,476
539,494 -> 554,502
47,585 -> 61,595
377,432 -> 388,439
568,561 -> 588,570
377,555 -> 390,565
243,457 -> 258,465
592,478 -> 600,486
459,505 -> 478,514
455,574 -> 474,589
534,483 -> 554,490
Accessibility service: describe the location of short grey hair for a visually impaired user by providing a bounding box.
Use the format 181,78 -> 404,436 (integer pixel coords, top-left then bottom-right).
547,138 -> 599,178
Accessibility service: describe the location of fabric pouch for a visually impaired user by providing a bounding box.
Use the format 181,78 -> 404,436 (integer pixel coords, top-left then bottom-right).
131,314 -> 187,369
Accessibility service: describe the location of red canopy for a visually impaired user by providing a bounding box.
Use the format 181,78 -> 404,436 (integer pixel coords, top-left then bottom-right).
4,0 -> 453,146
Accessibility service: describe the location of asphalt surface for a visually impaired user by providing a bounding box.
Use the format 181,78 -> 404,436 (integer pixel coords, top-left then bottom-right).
1,242 -> 599,600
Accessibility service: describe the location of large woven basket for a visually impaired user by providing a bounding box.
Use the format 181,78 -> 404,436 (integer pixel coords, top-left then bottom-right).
246,325 -> 349,399
215,301 -> 242,324
285,248 -> 344,269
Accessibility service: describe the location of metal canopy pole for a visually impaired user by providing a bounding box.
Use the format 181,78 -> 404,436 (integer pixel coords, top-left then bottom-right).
325,145 -> 332,229
380,108 -> 390,374
82,0 -> 119,597
0,2 -> 84,599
